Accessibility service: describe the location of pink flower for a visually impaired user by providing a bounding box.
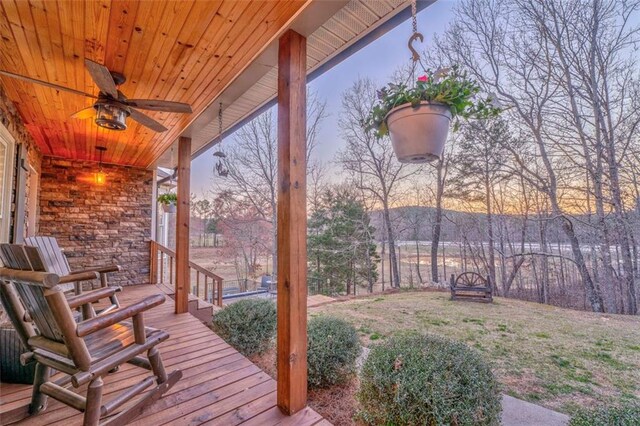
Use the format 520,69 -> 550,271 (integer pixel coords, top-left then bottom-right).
417,75 -> 428,82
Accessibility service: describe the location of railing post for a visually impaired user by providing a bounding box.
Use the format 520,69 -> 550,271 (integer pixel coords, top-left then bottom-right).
149,241 -> 157,284
204,276 -> 209,303
196,271 -> 200,299
159,253 -> 164,284
216,279 -> 223,307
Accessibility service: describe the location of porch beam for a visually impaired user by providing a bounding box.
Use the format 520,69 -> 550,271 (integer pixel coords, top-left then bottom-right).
175,136 -> 191,314
276,29 -> 307,415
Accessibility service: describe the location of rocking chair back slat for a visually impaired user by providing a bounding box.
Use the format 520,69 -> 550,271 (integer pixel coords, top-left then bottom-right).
0,244 -> 33,270
15,284 -> 65,342
0,244 -> 67,342
23,246 -> 47,272
0,278 -> 36,348
25,236 -> 71,277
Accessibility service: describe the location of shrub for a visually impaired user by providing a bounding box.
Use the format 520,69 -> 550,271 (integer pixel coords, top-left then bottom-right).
358,333 -> 501,426
569,404 -> 640,426
307,316 -> 361,389
211,299 -> 276,357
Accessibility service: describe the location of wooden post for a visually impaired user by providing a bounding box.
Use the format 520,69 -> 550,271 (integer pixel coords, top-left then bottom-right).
216,279 -> 223,307
175,136 -> 191,314
276,29 -> 307,415
149,241 -> 157,284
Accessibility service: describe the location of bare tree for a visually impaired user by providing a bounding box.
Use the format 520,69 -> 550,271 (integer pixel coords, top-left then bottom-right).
217,93 -> 327,277
429,0 -> 627,312
449,118 -> 517,293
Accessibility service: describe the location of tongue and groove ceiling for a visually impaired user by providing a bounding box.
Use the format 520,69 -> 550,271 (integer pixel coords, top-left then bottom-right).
0,0 -> 307,167
0,0 -> 431,169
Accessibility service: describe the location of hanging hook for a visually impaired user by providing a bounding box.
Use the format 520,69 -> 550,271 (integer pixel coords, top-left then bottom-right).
408,32 -> 424,63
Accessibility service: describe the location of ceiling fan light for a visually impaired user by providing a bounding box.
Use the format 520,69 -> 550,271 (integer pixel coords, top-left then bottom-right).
95,103 -> 128,131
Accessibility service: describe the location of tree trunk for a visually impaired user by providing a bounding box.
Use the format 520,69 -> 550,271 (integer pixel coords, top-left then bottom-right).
559,214 -> 605,312
383,201 -> 400,288
485,172 -> 497,295
431,160 -> 444,283
415,239 -> 423,284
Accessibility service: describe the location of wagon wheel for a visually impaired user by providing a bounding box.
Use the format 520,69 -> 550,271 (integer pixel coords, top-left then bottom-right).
455,272 -> 486,287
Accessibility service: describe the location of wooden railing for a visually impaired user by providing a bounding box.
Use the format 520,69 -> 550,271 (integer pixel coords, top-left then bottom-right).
149,240 -> 224,306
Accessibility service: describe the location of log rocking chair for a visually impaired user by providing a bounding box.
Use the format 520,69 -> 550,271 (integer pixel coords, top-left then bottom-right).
24,236 -> 121,318
0,244 -> 182,425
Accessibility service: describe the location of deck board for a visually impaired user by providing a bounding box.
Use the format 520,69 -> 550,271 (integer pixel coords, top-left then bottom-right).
0,285 -> 328,425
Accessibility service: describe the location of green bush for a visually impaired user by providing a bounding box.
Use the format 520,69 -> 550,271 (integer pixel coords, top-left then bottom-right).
307,316 -> 361,389
358,333 -> 501,426
569,404 -> 640,426
211,299 -> 276,357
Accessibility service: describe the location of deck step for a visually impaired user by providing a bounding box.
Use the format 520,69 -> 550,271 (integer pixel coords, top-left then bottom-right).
156,283 -> 215,324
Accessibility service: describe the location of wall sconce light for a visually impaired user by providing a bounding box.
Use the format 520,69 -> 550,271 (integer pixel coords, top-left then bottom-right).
95,146 -> 107,185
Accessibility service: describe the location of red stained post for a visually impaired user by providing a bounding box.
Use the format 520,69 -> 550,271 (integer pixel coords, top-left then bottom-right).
276,29 -> 308,415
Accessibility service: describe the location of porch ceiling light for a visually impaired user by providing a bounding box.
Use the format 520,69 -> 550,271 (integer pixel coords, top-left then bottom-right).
95,100 -> 129,131
95,146 -> 107,185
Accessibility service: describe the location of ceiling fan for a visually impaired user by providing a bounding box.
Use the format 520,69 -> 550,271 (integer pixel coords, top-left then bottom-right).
0,59 -> 192,132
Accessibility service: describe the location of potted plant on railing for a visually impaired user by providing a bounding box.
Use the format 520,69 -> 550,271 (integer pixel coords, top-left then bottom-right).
366,66 -> 500,163
157,192 -> 178,214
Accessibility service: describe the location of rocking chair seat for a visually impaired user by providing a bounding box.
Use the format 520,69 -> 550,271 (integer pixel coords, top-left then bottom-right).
29,323 -> 167,371
85,323 -> 166,363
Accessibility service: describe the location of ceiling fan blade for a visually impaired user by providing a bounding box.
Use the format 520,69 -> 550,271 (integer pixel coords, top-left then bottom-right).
129,108 -> 168,132
84,59 -> 118,98
0,70 -> 97,98
125,99 -> 192,114
71,106 -> 96,119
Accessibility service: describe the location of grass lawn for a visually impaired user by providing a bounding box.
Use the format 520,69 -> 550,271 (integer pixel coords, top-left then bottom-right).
311,290 -> 640,415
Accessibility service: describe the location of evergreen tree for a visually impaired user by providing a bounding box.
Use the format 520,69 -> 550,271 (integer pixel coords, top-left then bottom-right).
308,186 -> 379,295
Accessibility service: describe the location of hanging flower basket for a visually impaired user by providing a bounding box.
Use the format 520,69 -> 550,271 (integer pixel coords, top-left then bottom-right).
385,101 -> 451,163
161,202 -> 176,214
367,67 -> 500,163
157,192 -> 178,214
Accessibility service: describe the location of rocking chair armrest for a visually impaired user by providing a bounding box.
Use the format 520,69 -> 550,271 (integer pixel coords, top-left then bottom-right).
67,286 -> 123,309
58,271 -> 100,284
72,264 -> 121,275
76,294 -> 166,337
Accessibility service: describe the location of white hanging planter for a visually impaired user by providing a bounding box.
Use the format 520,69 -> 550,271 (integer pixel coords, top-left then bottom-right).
385,101 -> 452,163
161,202 -> 176,214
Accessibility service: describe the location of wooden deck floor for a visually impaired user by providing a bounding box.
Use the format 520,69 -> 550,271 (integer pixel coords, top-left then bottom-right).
0,285 -> 328,426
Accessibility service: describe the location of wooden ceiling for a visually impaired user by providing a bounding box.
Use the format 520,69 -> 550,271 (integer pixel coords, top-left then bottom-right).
0,0 -> 307,167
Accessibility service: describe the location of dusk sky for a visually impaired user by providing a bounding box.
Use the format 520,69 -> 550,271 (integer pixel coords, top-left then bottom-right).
190,0 -> 457,198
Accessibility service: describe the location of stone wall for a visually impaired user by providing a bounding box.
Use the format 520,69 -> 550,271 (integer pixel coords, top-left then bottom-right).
0,84 -> 42,240
39,157 -> 153,286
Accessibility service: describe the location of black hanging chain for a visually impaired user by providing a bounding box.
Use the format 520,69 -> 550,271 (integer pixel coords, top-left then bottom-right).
215,102 -> 229,177
412,0 -> 418,34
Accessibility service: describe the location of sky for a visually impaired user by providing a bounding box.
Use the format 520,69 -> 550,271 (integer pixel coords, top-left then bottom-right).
189,0 -> 457,198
